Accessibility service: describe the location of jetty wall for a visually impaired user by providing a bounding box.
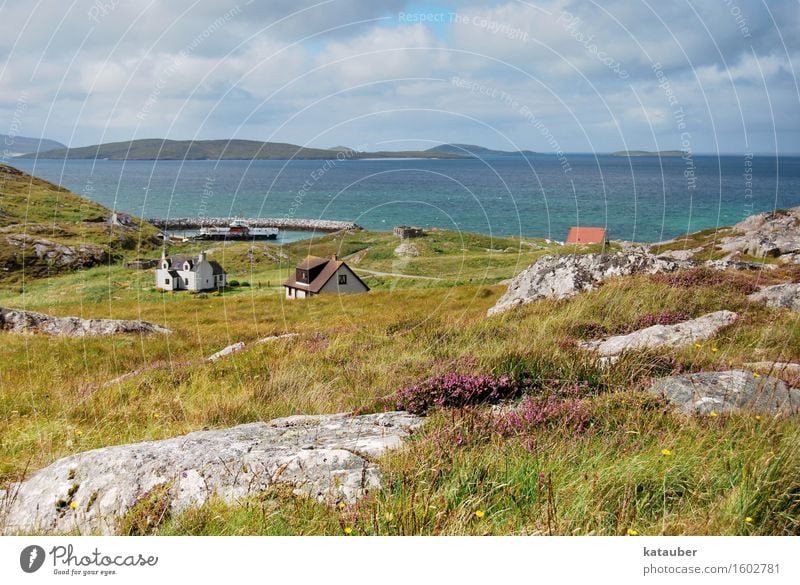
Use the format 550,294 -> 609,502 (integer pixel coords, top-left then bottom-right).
148,217 -> 361,232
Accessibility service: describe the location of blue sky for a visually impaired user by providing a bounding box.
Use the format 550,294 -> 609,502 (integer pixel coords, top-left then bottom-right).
0,0 -> 797,153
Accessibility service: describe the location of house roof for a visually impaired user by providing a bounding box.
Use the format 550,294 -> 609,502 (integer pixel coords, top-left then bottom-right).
284,257 -> 369,294
297,255 -> 329,270
165,254 -> 194,270
162,254 -> 225,275
566,227 -> 607,245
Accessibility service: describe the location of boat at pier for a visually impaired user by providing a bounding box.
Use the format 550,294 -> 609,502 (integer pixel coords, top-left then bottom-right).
193,219 -> 279,241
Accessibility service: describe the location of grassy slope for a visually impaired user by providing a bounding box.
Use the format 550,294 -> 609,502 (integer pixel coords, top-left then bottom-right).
0,225 -> 798,536
0,164 -> 160,280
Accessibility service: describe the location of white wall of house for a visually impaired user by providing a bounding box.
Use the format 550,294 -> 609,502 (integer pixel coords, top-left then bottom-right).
285,286 -> 310,298
155,255 -> 224,292
191,260 -> 216,291
155,265 -> 178,290
319,265 -> 368,294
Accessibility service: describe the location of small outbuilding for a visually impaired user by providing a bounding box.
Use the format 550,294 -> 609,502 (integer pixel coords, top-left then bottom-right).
283,255 -> 369,299
566,227 -> 608,245
155,251 -> 226,291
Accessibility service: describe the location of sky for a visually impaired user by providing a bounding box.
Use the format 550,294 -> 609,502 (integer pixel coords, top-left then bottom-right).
0,0 -> 797,154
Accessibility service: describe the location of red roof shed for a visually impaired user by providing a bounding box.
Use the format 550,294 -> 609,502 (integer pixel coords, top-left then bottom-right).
566,227 -> 608,245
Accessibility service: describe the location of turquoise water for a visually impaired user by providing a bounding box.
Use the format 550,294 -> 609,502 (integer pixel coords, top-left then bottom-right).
11,155 -> 800,242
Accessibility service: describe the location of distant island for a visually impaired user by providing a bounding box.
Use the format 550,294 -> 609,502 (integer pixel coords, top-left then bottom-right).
1,134 -> 66,156
20,139 -> 540,161
610,150 -> 687,157
19,139 -> 468,161
426,143 -> 538,157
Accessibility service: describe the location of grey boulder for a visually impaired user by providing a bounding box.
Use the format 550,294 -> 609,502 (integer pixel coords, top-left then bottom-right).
579,311 -> 738,358
488,251 -> 681,316
0,307 -> 171,337
646,370 -> 800,416
747,283 -> 800,312
0,411 -> 424,535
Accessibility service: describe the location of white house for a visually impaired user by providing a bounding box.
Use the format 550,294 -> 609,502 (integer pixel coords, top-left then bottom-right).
155,251 -> 226,292
283,255 -> 369,299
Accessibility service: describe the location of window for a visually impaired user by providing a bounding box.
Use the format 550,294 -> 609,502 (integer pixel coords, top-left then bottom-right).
184,278 -> 189,286
338,274 -> 347,285
165,278 -> 170,285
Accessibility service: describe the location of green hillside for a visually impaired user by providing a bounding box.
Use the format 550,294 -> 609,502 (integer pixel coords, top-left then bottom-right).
0,164 -> 160,280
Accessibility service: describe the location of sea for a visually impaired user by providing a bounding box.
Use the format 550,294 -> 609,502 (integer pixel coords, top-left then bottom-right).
10,154 -> 800,243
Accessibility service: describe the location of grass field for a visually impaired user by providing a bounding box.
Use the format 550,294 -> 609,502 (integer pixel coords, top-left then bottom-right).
1,222 -> 798,535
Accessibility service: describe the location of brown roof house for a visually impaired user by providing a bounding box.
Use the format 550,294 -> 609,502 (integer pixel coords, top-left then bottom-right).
565,227 -> 608,245
283,255 -> 369,299
155,251 -> 226,291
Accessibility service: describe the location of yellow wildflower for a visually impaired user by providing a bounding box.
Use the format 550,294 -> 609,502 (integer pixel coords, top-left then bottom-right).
661,448 -> 672,457
344,526 -> 353,535
69,501 -> 77,510
627,528 -> 639,536
474,510 -> 485,519
755,415 -> 762,421
75,430 -> 83,437
384,512 -> 394,521
753,372 -> 760,378
709,411 -> 718,417
745,517 -> 753,524
694,343 -> 703,349
711,347 -> 719,353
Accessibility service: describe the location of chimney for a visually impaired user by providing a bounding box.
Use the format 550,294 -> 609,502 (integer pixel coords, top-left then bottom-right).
332,253 -> 338,261
198,251 -> 207,262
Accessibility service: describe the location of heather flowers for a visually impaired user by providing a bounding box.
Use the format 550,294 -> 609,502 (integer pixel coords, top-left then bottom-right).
492,394 -> 592,437
634,311 -> 691,330
394,372 -> 520,414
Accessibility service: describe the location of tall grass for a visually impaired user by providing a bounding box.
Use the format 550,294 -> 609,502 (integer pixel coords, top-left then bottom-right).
1,234 -> 798,534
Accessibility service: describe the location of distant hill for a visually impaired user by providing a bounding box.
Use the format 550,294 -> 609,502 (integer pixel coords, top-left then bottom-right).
611,150 -> 687,157
427,144 -> 538,157
22,139 -> 466,161
1,134 -> 66,155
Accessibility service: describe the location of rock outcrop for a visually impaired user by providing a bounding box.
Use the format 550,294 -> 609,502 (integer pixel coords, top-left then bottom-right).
207,342 -> 246,362
0,307 -> 171,337
646,370 -> 800,416
747,283 -> 800,312
0,411 -> 424,535
744,362 -> 800,377
488,251 -> 681,316
3,233 -> 109,271
579,311 -> 738,358
718,208 -> 800,260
